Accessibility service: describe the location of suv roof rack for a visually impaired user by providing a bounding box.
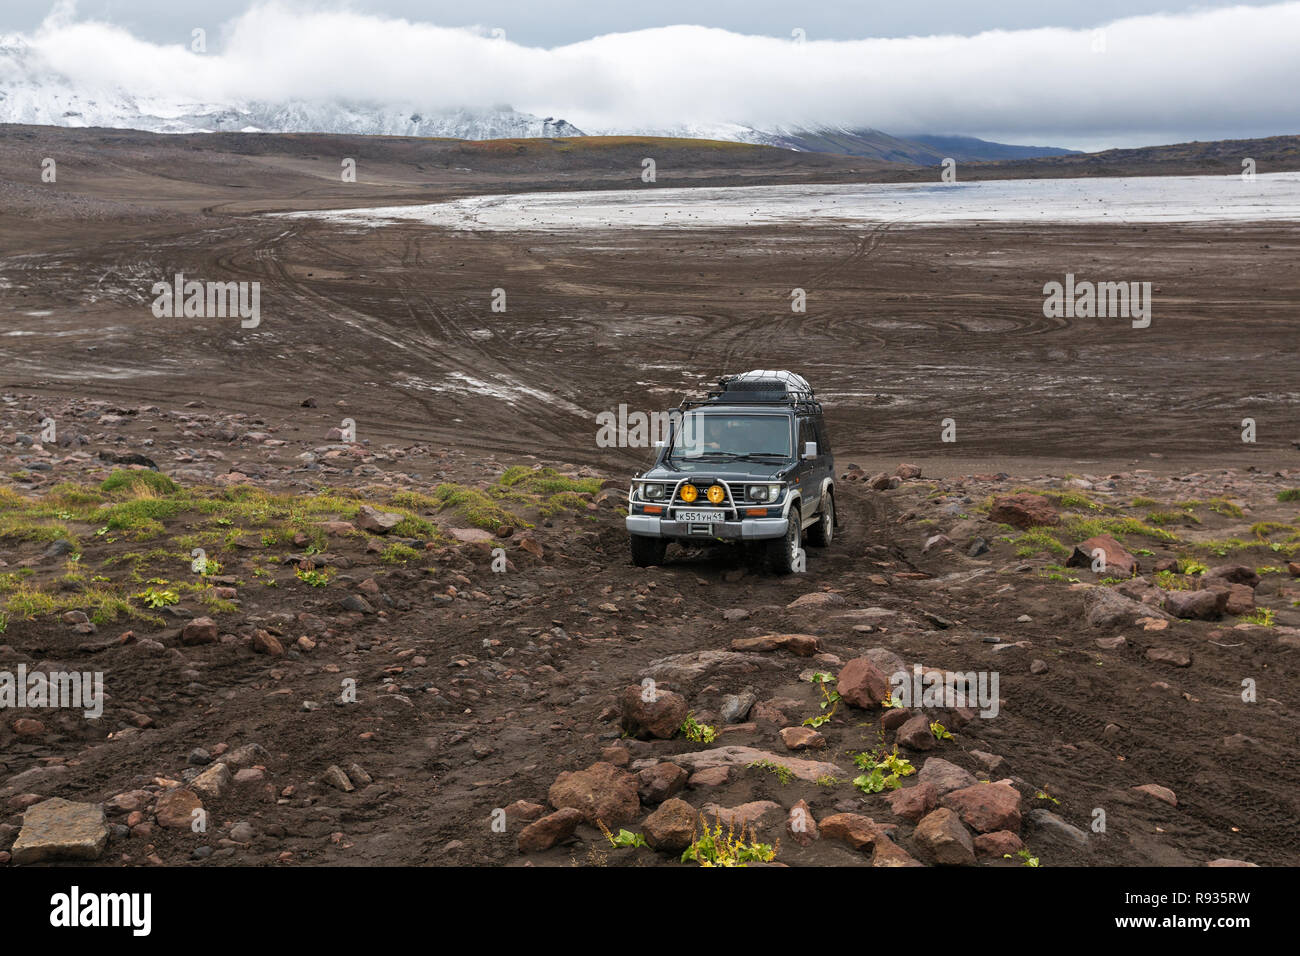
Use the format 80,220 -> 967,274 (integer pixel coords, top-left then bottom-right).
679,369 -> 822,413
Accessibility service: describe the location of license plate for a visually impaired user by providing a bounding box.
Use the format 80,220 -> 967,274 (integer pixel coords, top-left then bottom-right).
676,509 -> 725,522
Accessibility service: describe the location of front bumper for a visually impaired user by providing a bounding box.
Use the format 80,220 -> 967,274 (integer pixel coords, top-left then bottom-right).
626,514 -> 789,541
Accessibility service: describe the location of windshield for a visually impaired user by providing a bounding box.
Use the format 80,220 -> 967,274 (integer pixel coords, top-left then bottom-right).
669,412 -> 792,460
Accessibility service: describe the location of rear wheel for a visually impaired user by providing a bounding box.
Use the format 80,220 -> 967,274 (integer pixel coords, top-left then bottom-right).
767,506 -> 802,574
629,534 -> 668,567
807,491 -> 834,547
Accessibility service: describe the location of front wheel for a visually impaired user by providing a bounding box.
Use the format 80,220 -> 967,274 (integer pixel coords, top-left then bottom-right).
807,492 -> 834,547
767,507 -> 802,574
629,534 -> 668,567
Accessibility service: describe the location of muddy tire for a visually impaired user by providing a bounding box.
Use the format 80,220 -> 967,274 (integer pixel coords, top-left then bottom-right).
807,491 -> 834,547
629,534 -> 668,567
767,507 -> 802,574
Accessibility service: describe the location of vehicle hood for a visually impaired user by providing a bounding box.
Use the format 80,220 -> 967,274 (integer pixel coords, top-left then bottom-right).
637,460 -> 794,482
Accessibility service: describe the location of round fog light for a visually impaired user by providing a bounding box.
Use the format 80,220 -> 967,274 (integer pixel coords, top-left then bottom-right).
706,484 -> 725,504
680,483 -> 698,503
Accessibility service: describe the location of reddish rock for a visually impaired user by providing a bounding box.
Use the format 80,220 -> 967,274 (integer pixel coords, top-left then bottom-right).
779,726 -> 826,750
181,617 -> 219,645
872,834 -> 924,867
1222,583 -> 1255,616
1206,564 -> 1260,588
503,800 -> 546,824
618,684 -> 689,740
251,629 -> 284,656
914,807 -> 976,865
941,782 -> 1023,833
989,493 -> 1059,529
729,633 -> 821,656
11,717 -> 45,738
884,781 -> 938,822
1067,534 -> 1138,577
975,830 -> 1024,858
1133,783 -> 1178,807
1147,647 -> 1192,667
1163,589 -> 1222,620
819,813 -> 880,851
896,713 -> 937,751
517,807 -> 582,853
637,763 -> 688,804
154,789 -> 203,829
837,657 -> 891,709
687,766 -> 730,788
642,798 -> 697,852
548,761 -> 641,827
787,799 -> 818,846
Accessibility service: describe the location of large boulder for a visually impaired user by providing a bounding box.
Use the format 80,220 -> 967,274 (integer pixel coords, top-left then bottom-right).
548,761 -> 641,827
913,807 -> 975,865
989,494 -> 1059,529
517,808 -> 582,853
642,798 -> 697,852
1206,564 -> 1260,588
618,684 -> 689,740
11,798 -> 109,864
1067,534 -> 1138,577
355,505 -> 403,534
940,782 -> 1023,833
1163,589 -> 1223,620
818,813 -> 881,851
1084,587 -> 1171,628
729,634 -> 821,656
837,657 -> 892,709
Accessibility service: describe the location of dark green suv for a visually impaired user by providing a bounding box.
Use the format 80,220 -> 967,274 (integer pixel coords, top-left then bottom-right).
624,371 -> 836,574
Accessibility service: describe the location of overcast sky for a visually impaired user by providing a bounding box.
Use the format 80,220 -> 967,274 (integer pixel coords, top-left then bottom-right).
5,1 -> 1299,150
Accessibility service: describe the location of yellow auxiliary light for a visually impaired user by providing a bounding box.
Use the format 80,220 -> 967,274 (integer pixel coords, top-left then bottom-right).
680,483 -> 698,503
706,484 -> 726,504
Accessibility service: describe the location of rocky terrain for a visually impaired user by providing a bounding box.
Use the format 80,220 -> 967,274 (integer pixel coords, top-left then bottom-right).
1,393 -> 1297,867
2,126 -> 1298,867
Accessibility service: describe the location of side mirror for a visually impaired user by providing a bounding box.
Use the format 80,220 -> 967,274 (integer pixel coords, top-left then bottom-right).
803,441 -> 818,460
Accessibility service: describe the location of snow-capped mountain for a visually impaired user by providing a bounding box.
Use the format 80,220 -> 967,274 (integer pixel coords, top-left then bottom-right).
0,33 -> 1075,162
0,34 -> 583,139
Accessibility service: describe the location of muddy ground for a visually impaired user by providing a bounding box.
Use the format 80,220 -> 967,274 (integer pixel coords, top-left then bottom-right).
0,127 -> 1298,867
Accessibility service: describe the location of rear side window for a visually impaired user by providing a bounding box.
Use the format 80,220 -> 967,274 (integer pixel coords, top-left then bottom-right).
814,416 -> 831,454
799,419 -> 816,453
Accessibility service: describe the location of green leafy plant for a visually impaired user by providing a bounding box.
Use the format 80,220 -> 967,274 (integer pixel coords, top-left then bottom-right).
803,672 -> 842,728
1241,608 -> 1276,627
851,747 -> 915,793
295,567 -> 333,588
136,585 -> 179,608
597,820 -> 647,849
930,721 -> 953,741
680,713 -> 718,744
681,814 -> 777,867
1005,849 -> 1040,867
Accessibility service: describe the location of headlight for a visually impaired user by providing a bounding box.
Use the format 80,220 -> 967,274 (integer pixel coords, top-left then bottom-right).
706,484 -> 725,504
680,483 -> 698,503
641,482 -> 665,500
746,484 -> 782,502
